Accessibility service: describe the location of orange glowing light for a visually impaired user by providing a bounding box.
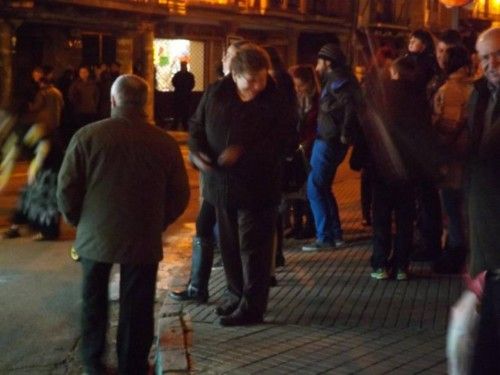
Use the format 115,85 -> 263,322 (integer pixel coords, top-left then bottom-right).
439,0 -> 473,7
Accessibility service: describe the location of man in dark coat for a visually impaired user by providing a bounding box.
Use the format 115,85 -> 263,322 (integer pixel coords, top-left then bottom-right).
171,61 -> 195,131
189,44 -> 295,326
57,74 -> 190,374
469,27 -> 500,373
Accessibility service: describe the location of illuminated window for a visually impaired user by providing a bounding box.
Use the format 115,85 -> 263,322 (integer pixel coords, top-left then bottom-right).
153,39 -> 205,92
474,0 -> 500,16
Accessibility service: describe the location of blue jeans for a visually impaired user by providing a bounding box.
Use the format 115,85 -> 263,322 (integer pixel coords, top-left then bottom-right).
307,139 -> 348,243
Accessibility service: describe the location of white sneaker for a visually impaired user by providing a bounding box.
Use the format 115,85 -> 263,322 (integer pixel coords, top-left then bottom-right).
302,241 -> 336,252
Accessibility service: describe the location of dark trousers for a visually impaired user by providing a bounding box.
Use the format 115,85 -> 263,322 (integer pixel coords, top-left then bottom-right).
371,179 -> 415,270
360,168 -> 372,223
416,180 -> 442,255
472,272 -> 500,374
81,258 -> 158,375
216,205 -> 278,318
172,95 -> 190,131
196,199 -> 216,239
439,187 -> 465,249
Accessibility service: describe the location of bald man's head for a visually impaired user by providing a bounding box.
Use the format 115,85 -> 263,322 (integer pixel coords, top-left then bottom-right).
476,27 -> 500,87
111,74 -> 149,109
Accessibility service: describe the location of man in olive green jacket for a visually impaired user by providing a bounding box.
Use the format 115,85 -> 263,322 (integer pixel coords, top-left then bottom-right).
57,74 -> 190,375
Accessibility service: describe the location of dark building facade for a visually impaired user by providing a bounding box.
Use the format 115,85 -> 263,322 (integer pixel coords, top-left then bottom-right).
0,0 -> 355,121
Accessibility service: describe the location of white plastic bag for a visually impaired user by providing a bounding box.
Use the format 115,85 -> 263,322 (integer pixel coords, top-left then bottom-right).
447,290 -> 480,375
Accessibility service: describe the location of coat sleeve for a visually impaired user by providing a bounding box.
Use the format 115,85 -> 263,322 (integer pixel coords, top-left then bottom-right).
163,141 -> 190,228
56,136 -> 86,226
188,87 -> 210,155
338,82 -> 362,143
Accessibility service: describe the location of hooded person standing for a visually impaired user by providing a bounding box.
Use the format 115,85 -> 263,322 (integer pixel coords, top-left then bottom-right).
302,43 -> 362,252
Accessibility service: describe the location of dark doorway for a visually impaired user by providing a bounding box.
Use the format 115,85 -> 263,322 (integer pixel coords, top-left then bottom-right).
82,34 -> 116,66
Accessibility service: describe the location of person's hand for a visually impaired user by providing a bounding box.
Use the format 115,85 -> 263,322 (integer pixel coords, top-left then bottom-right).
218,145 -> 244,167
23,124 -> 45,147
340,135 -> 350,145
0,170 -> 9,192
190,152 -> 214,172
27,161 -> 40,185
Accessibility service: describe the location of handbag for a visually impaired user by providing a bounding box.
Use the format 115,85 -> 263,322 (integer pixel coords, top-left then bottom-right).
281,145 -> 310,193
446,289 -> 480,375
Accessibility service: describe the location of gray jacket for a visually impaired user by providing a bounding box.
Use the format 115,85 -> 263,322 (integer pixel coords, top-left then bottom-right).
57,108 -> 190,264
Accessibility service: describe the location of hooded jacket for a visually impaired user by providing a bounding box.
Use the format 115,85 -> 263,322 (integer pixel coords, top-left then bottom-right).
317,67 -> 362,145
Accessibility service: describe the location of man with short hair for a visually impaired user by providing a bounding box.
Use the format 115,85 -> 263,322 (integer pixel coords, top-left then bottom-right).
468,27 -> 500,373
57,74 -> 190,374
169,40 -> 250,304
302,43 -> 362,251
189,45 -> 295,326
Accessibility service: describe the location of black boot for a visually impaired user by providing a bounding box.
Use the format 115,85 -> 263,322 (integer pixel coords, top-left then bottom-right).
169,236 -> 214,303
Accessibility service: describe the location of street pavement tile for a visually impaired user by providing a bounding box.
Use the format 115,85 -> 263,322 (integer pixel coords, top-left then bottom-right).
256,368 -> 294,375
157,161 -> 461,374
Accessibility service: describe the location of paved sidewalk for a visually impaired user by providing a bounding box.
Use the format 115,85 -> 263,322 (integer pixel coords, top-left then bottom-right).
0,131 -> 461,374
158,153 -> 463,374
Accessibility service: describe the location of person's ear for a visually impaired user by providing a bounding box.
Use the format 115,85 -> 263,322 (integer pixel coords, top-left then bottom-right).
110,94 -> 117,108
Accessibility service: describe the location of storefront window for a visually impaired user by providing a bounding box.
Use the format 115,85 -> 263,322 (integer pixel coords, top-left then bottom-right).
153,39 -> 205,92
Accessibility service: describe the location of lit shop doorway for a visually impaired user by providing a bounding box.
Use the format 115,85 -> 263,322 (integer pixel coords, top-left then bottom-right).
153,39 -> 205,127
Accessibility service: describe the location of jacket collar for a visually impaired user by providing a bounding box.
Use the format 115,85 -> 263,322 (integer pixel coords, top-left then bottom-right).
448,67 -> 472,83
111,106 -> 150,125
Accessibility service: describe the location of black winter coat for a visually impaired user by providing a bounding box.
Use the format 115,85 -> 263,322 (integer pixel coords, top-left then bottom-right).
466,78 -> 500,276
189,75 -> 297,209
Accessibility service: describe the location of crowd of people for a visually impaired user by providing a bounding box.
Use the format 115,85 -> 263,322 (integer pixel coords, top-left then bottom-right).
173,27 -> 500,372
174,27 -> 482,308
0,62 -> 121,241
0,25 -> 498,373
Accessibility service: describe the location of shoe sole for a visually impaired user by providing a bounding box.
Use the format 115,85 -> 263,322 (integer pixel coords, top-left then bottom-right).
370,273 -> 389,280
302,247 -> 320,252
302,244 -> 335,252
168,293 -> 208,303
